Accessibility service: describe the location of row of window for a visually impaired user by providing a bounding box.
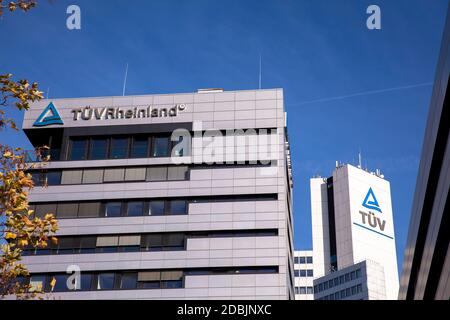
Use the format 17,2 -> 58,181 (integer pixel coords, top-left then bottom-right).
30,199 -> 188,219
25,267 -> 279,293
30,165 -> 189,186
314,269 -> 362,293
316,284 -> 363,300
295,286 -> 313,295
29,194 -> 278,220
68,135 -> 185,161
294,256 -> 313,264
29,161 -> 276,186
22,229 -> 278,256
294,269 -> 313,277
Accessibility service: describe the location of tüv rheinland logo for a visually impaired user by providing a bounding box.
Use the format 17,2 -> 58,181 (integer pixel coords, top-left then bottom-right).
33,102 -> 64,127
362,187 -> 382,213
354,187 -> 393,239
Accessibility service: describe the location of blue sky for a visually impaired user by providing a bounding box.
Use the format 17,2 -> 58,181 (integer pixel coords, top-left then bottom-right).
0,0 -> 447,273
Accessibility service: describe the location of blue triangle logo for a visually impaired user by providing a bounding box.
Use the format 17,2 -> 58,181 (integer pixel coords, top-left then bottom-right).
33,102 -> 64,127
362,187 -> 382,213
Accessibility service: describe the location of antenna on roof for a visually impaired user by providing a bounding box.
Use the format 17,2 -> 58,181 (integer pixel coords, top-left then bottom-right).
258,53 -> 262,90
358,149 -> 362,169
122,62 -> 129,96
46,87 -> 50,99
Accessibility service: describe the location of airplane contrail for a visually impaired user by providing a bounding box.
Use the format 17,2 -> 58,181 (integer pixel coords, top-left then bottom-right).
290,82 -> 434,106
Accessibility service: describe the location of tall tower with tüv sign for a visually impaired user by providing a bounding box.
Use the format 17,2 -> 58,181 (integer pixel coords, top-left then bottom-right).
311,163 -> 399,300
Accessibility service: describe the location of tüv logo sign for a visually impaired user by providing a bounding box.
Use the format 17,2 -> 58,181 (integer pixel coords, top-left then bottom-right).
362,187 -> 382,213
354,187 -> 393,239
33,102 -> 64,127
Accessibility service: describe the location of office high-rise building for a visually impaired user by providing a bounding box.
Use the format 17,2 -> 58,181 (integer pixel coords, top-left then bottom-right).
19,88 -> 295,300
310,163 -> 399,300
293,250 -> 314,300
399,4 -> 450,300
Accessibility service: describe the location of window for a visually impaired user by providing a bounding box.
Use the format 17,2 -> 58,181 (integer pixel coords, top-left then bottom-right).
57,237 -> 74,255
340,290 -> 345,299
356,269 -> 361,279
152,136 -> 169,157
82,169 -> 103,184
346,288 -> 351,297
78,202 -> 101,218
46,171 -> 62,186
294,270 -> 299,277
307,269 -> 313,277
294,257 -> 300,264
161,271 -> 183,288
334,278 -> 339,287
167,166 -> 188,181
339,275 -> 344,284
90,138 -> 108,160
78,273 -> 93,291
299,270 -> 306,277
137,271 -> 160,289
351,286 -> 357,295
103,168 -> 125,182
35,247 -> 51,255
146,167 -> 167,181
357,284 -> 362,293
120,273 -> 137,289
131,136 -> 148,158
142,234 -> 162,251
307,287 -> 313,294
169,200 -> 187,215
318,283 -> 323,292
306,256 -> 313,264
79,236 -> 96,254
96,236 -> 119,253
324,281 -> 328,290
329,280 -> 334,288
127,201 -> 144,217
104,202 -> 122,217
299,287 -> 306,294
57,203 -> 79,219
118,235 -> 141,252
139,281 -> 160,289
110,137 -> 129,159
97,273 -> 115,290
350,271 -> 356,280
299,257 -> 306,264
125,167 -> 146,181
163,233 -> 185,250
69,138 -> 88,160
345,273 -> 350,282
61,170 -> 83,185
334,292 -> 340,300
149,201 -> 165,216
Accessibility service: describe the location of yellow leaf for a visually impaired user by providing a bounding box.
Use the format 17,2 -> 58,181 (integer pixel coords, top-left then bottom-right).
44,213 -> 54,220
18,239 -> 28,246
50,277 -> 56,289
5,232 -> 17,240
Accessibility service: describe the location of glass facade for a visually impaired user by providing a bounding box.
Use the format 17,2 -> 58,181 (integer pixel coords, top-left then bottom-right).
67,134 -> 182,161
90,138 -> 108,160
